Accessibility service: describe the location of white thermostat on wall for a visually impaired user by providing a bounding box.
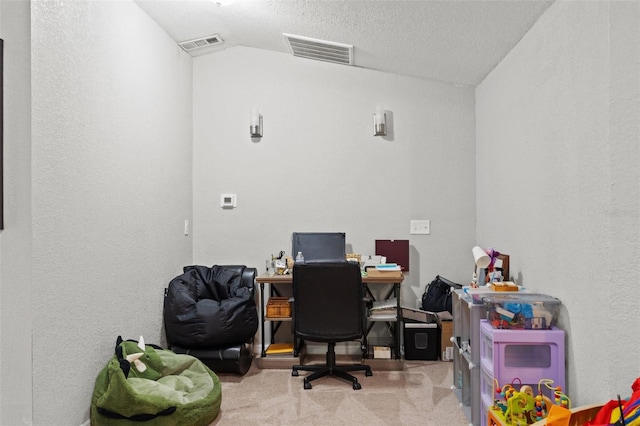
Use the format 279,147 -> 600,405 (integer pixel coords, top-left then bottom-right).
220,194 -> 237,209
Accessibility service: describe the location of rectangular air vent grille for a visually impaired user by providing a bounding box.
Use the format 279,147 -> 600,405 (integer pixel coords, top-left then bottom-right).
178,34 -> 223,52
283,33 -> 353,65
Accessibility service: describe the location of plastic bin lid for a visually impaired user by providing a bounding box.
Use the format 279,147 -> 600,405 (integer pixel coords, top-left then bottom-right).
481,293 -> 561,305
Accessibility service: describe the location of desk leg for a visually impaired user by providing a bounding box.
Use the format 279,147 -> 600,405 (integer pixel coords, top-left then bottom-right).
363,283 -> 370,356
260,282 -> 266,358
394,283 -> 400,359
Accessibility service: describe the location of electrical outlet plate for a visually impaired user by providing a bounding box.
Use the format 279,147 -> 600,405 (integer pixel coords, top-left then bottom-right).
410,220 -> 430,235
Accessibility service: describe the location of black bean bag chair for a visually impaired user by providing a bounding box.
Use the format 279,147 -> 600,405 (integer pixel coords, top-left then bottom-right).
163,265 -> 258,374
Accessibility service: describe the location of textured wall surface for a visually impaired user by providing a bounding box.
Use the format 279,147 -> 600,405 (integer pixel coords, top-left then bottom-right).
476,0 -> 640,404
607,0 -> 640,397
29,1 -> 193,424
0,0 -> 33,424
192,46 -> 476,319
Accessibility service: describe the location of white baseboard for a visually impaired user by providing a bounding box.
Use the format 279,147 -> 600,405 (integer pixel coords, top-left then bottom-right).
80,419 -> 90,426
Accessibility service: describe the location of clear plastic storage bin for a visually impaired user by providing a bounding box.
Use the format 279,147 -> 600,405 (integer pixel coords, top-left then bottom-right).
482,294 -> 560,329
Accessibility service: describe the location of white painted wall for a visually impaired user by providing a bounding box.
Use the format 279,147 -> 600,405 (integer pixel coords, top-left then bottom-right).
9,0 -> 637,421
192,46 -> 476,315
1,2 -> 477,422
476,0 -> 640,404
27,1 -> 193,424
0,0 -> 33,423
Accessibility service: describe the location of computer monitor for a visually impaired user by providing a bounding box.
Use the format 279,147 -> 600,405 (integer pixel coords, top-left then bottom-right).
291,232 -> 346,263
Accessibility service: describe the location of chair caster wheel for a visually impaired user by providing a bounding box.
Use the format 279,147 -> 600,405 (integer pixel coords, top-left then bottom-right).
304,382 -> 312,390
365,370 -> 373,377
353,382 -> 361,390
292,370 -> 299,377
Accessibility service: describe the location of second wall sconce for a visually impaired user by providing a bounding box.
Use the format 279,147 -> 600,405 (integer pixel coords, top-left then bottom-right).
373,106 -> 386,137
250,107 -> 263,138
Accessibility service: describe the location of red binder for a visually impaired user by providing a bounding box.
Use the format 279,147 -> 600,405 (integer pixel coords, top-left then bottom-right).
375,240 -> 409,271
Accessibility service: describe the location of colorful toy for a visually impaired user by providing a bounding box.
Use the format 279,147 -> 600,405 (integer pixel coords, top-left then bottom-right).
505,387 -> 536,426
534,379 -> 570,422
491,378 -> 536,425
489,378 -> 572,425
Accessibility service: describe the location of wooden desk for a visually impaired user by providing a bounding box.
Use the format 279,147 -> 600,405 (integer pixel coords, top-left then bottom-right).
256,270 -> 404,361
256,270 -> 403,284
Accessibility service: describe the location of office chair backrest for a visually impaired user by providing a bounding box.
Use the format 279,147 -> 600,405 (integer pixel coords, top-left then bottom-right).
293,262 -> 363,342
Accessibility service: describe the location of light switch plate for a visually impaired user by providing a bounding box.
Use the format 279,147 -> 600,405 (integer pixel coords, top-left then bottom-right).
410,220 -> 430,235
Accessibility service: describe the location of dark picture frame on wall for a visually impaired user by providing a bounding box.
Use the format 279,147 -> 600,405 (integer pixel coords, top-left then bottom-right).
1,38 -> 4,230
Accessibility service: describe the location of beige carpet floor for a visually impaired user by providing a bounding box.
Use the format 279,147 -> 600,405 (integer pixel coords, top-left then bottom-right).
210,360 -> 469,425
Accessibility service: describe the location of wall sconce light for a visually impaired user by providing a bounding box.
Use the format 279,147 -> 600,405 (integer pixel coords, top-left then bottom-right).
373,106 -> 386,137
250,107 -> 263,138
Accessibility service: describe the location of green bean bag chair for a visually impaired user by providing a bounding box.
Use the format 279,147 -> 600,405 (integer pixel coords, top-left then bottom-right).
91,336 -> 221,426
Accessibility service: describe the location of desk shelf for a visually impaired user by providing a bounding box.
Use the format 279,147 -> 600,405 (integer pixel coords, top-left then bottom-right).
362,270 -> 402,360
255,275 -> 297,361
264,316 -> 292,322
367,315 -> 398,321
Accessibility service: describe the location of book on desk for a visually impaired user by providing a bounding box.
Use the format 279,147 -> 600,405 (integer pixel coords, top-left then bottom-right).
374,263 -> 402,271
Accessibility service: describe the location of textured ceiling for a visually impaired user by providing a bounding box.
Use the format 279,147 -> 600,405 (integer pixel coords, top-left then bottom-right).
134,0 -> 554,87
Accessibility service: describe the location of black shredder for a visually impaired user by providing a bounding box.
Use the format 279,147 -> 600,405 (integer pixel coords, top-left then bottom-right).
403,321 -> 439,360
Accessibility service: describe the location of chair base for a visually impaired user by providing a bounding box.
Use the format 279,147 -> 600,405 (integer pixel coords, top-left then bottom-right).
291,342 -> 372,390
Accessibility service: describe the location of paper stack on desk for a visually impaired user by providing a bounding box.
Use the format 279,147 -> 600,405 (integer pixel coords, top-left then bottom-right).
375,263 -> 402,271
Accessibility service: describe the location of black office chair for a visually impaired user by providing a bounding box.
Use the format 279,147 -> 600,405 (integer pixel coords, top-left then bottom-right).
291,262 -> 372,390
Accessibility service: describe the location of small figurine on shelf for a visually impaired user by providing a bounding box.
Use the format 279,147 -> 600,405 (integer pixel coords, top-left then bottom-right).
484,247 -> 501,283
489,268 -> 503,283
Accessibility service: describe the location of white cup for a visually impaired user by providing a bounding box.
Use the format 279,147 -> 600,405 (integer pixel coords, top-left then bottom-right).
266,259 -> 275,276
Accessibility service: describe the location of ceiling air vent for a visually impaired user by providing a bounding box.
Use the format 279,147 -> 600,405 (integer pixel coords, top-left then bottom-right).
178,34 -> 224,53
283,33 -> 353,66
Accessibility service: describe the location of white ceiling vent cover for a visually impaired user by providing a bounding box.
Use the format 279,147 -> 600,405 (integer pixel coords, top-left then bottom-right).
283,33 -> 353,65
178,34 -> 224,52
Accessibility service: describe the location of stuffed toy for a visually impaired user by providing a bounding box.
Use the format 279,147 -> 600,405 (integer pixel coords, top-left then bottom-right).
586,377 -> 640,426
91,336 -> 221,426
